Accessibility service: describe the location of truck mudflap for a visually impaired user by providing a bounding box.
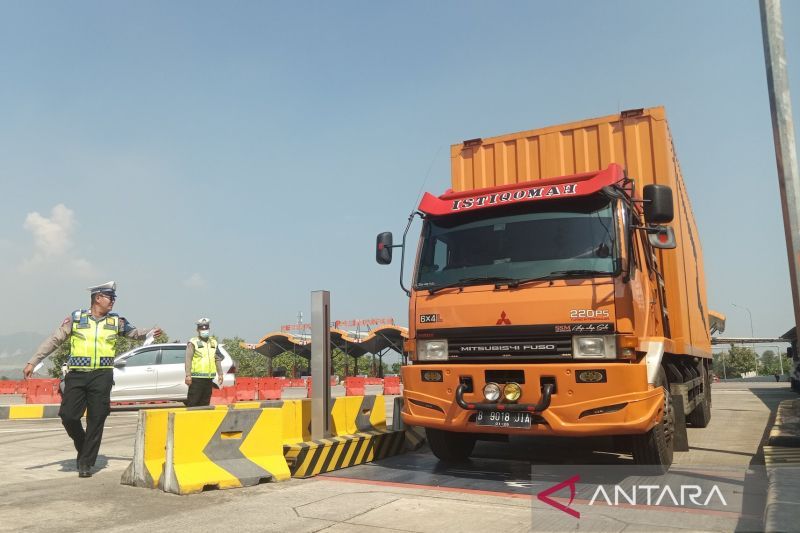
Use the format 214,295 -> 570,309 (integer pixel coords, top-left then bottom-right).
455,383 -> 555,412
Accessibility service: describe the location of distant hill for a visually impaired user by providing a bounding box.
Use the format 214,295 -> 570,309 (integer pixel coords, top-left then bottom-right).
0,332 -> 47,379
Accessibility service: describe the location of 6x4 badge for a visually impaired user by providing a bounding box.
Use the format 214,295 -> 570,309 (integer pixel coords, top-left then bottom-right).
419,314 -> 442,324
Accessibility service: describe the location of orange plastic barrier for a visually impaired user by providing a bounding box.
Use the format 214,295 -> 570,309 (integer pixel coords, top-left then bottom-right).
0,380 -> 20,394
24,379 -> 61,404
258,378 -> 284,400
210,386 -> 237,405
233,377 -> 258,401
383,376 -> 401,395
366,378 -> 383,385
344,377 -> 366,396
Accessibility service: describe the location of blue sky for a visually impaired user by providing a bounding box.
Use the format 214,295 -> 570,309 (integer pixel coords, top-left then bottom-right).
0,1 -> 798,348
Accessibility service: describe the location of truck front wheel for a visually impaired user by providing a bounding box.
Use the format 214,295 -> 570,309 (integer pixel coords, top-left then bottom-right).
631,368 -> 674,473
426,428 -> 477,463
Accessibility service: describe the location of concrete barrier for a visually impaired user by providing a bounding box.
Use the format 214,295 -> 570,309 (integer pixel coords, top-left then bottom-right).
768,398 -> 800,447
121,405 -> 225,488
0,404 -> 61,420
283,429 -> 406,479
763,399 -> 800,533
121,400 -> 292,489
331,394 -> 385,435
391,396 -> 425,451
161,407 -> 290,495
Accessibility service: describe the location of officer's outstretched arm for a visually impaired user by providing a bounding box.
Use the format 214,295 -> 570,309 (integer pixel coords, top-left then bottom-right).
24,321 -> 71,379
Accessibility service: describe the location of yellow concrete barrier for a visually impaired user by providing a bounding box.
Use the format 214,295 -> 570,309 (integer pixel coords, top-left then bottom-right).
331,395 -> 386,435
122,404 -> 247,488
0,404 -> 61,419
161,407 -> 290,495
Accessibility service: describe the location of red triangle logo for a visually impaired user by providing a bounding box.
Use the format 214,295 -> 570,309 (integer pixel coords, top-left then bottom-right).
537,475 -> 580,518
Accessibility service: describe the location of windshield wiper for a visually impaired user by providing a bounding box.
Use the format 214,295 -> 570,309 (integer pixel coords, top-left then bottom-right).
510,269 -> 611,288
427,276 -> 518,295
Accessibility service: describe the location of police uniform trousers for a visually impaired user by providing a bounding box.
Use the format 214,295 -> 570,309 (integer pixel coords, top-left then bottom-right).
59,368 -> 114,468
186,378 -> 214,407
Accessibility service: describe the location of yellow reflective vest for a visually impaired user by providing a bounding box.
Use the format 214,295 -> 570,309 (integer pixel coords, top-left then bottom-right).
68,311 -> 120,370
189,337 -> 218,378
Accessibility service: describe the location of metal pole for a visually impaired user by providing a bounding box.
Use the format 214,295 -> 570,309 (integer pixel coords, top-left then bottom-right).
721,350 -> 727,380
311,291 -> 332,439
761,0 -> 800,340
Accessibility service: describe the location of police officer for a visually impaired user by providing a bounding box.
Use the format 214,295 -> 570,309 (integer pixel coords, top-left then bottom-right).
185,318 -> 224,407
22,282 -> 161,478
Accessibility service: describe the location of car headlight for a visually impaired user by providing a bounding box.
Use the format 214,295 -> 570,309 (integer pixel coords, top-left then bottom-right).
572,335 -> 617,359
418,339 -> 448,361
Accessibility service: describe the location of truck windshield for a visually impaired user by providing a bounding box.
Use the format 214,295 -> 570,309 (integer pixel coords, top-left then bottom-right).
416,196 -> 617,290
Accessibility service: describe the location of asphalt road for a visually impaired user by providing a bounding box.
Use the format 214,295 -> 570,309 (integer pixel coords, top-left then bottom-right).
0,382 -> 793,533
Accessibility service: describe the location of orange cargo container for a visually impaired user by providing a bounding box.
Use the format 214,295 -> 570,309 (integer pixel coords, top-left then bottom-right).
376,107 -> 719,473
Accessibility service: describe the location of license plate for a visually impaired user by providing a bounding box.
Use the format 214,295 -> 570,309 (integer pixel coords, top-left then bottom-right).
475,410 -> 532,429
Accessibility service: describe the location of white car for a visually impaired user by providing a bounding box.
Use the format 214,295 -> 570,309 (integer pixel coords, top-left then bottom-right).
61,342 -> 237,403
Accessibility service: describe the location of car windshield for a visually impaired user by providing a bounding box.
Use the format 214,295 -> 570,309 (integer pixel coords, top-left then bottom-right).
415,195 -> 617,290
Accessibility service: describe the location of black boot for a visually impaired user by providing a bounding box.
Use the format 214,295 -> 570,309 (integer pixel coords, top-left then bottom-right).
78,464 -> 91,478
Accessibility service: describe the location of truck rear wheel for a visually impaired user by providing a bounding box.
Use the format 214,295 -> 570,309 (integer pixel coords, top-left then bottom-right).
631,368 -> 674,474
687,364 -> 711,428
426,428 -> 476,463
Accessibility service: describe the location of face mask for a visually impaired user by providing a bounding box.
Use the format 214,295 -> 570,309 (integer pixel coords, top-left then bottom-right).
199,330 -> 210,339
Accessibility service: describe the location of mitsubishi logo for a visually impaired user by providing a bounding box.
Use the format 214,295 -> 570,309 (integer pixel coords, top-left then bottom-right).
496,311 -> 511,325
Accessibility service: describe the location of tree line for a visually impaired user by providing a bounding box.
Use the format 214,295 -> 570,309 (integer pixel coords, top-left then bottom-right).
712,346 -> 792,379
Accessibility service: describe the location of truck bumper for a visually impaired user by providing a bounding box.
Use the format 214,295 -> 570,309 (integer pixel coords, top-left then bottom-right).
401,363 -> 664,437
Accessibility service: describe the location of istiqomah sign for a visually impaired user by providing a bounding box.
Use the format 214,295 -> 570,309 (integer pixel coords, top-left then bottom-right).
418,164 -> 625,216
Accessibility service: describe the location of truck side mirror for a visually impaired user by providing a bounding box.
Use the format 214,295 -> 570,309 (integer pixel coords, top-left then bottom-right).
376,232 -> 393,265
643,185 -> 674,223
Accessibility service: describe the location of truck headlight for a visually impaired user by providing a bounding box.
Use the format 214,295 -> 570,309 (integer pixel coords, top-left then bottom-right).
483,382 -> 501,402
572,335 -> 617,359
418,339 -> 448,361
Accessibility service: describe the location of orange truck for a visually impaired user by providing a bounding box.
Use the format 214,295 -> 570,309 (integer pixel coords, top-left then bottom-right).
376,107 -> 719,472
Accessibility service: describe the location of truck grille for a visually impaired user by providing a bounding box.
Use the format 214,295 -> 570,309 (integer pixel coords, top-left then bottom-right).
416,324 -> 614,362
448,335 -> 572,360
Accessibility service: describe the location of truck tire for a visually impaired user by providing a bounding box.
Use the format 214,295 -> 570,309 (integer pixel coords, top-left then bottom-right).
426,428 -> 476,463
687,364 -> 711,428
631,368 -> 674,474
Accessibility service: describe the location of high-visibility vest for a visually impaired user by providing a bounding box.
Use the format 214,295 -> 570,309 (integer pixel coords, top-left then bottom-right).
68,311 -> 120,370
189,337 -> 218,378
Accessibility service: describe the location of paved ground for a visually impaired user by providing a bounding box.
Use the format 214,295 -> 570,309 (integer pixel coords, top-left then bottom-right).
0,382 -> 794,532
